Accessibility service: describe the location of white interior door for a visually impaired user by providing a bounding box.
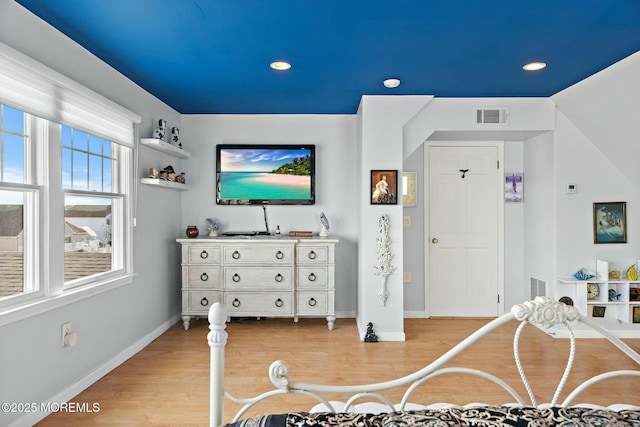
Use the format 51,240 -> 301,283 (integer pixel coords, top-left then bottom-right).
428,144 -> 501,317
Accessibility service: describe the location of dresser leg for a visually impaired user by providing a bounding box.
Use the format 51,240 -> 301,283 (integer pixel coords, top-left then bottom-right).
326,316 -> 336,331
293,316 -> 299,323
182,316 -> 191,331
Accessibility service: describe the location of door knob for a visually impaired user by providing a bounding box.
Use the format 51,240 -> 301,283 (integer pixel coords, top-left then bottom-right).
431,238 -> 439,244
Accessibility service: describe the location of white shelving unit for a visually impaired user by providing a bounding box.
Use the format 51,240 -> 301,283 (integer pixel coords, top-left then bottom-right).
140,177 -> 190,190
558,259 -> 640,324
139,137 -> 191,190
140,137 -> 191,158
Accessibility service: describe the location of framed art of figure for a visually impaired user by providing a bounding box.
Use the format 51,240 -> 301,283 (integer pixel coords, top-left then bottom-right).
593,201 -> 627,244
371,170 -> 397,205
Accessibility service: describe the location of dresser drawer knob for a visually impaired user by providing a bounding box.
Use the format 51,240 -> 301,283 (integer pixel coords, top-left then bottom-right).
308,250 -> 316,260
232,298 -> 241,307
275,298 -> 284,308
232,273 -> 241,282
308,297 -> 317,307
308,273 -> 317,282
200,250 -> 208,259
200,297 -> 209,306
274,273 -> 284,283
275,250 -> 284,260
232,250 -> 241,259
200,272 -> 208,282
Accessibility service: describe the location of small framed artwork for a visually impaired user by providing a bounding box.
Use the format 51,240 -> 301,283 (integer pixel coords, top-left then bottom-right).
633,306 -> 640,324
505,173 -> 523,203
593,201 -> 627,244
371,170 -> 398,205
592,306 -> 606,318
402,172 -> 417,207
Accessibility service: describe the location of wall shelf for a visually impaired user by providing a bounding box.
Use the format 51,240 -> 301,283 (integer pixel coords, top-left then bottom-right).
140,137 -> 191,159
140,178 -> 190,190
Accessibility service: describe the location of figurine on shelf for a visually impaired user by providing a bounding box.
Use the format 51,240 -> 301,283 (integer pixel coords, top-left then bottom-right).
171,127 -> 182,148
160,165 -> 176,181
206,218 -> 219,237
364,322 -> 378,343
148,167 -> 159,179
152,119 -> 167,140
275,225 -> 282,237
176,172 -> 186,184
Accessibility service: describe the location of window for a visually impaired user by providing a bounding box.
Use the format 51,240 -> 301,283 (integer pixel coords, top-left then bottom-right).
0,41 -> 141,321
62,127 -> 124,286
0,105 -> 37,300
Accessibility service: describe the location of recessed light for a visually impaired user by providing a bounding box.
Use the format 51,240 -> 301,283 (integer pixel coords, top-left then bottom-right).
383,78 -> 401,88
523,62 -> 546,71
270,61 -> 291,71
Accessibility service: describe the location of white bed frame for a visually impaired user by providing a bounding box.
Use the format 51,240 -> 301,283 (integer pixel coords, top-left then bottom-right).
206,296 -> 640,427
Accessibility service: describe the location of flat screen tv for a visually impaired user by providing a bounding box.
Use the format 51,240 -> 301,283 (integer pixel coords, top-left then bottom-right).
216,144 -> 315,205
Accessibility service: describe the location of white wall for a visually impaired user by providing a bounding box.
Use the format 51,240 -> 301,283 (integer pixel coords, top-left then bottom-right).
180,114 -> 359,315
523,131 -> 556,300
503,141 -> 525,308
402,145 -> 425,316
523,52 -> 640,333
357,96 -> 432,340
0,3 -> 183,425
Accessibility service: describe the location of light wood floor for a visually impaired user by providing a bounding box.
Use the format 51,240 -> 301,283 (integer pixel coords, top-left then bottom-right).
38,316 -> 640,426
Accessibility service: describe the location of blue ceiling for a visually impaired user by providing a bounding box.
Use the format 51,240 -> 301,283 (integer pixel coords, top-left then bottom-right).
14,1 -> 640,114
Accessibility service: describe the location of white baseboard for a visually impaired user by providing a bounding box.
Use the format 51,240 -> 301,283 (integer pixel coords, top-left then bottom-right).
336,310 -> 356,318
403,310 -> 426,318
11,314 -> 181,427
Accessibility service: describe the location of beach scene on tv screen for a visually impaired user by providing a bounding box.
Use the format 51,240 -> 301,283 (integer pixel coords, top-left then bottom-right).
219,148 -> 312,200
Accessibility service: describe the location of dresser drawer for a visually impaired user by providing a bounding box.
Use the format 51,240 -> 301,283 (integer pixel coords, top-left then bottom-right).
225,292 -> 292,315
187,246 -> 220,264
186,290 -> 222,313
224,267 -> 292,289
296,292 -> 328,314
223,245 -> 293,264
186,266 -> 221,288
296,267 -> 328,288
296,246 -> 329,264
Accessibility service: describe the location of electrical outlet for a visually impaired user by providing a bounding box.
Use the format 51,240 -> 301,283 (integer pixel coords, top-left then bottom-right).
403,271 -> 412,283
403,216 -> 411,227
61,322 -> 72,346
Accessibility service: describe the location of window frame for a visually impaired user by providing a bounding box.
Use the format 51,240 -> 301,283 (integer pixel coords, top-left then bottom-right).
0,42 -> 140,327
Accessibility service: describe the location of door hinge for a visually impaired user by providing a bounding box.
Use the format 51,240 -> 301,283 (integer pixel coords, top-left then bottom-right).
497,294 -> 500,303
497,160 -> 500,169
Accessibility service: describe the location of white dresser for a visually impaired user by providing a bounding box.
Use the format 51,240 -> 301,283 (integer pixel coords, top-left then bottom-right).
177,236 -> 338,330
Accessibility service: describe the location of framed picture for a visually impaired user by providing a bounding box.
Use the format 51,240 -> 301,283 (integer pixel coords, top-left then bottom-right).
593,201 -> 627,244
592,306 -> 606,318
633,306 -> 640,324
402,172 -> 417,207
371,170 -> 398,205
505,172 -> 523,203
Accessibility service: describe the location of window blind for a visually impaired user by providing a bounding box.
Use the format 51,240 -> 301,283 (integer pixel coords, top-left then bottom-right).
0,42 -> 141,146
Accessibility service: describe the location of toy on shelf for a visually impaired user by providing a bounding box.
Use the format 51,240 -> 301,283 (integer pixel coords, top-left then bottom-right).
152,119 -> 167,140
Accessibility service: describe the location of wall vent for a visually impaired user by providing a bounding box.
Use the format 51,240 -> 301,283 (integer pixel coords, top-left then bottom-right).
530,277 -> 547,299
474,107 -> 509,125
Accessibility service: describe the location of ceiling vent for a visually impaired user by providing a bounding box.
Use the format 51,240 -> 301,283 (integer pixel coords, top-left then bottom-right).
474,107 -> 509,126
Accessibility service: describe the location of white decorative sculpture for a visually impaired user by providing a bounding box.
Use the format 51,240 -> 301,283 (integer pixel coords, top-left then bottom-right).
319,212 -> 330,237
373,214 -> 395,306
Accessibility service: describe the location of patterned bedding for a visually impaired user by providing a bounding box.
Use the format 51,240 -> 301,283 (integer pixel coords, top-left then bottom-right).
224,406 -> 640,426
